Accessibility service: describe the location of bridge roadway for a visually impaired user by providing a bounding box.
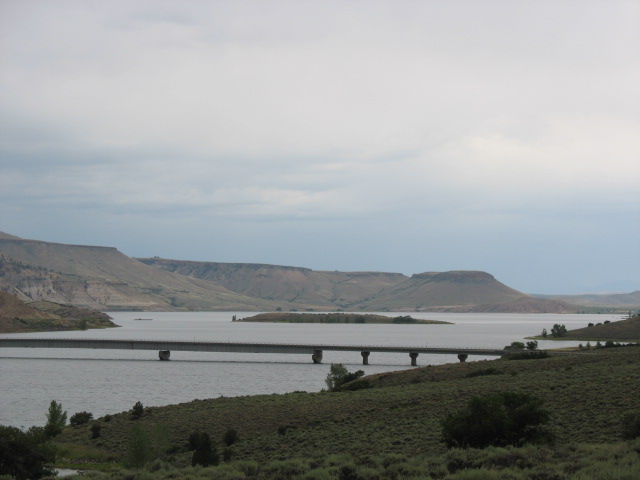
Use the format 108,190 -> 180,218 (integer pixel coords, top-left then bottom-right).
0,338 -> 506,365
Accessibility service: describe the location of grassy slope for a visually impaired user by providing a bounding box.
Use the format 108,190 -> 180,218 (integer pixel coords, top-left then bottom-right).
55,347 -> 640,469
562,315 -> 640,342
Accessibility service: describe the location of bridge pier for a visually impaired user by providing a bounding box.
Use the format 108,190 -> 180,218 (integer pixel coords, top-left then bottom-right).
409,352 -> 419,366
457,353 -> 468,363
159,350 -> 171,361
312,349 -> 323,364
361,351 -> 370,365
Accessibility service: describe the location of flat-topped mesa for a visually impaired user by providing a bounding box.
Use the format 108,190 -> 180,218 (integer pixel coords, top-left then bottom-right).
411,271 -> 497,283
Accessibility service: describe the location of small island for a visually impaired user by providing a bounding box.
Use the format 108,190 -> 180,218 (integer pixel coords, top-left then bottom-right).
235,312 -> 451,324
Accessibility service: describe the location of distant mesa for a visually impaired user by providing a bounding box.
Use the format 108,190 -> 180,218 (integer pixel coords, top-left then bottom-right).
0,231 -> 632,313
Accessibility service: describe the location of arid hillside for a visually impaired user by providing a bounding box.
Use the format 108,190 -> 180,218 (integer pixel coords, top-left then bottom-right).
140,259 -> 573,313
0,235 -> 287,311
0,291 -> 117,332
137,258 -> 406,308
0,231 -> 577,312
348,271 -> 574,312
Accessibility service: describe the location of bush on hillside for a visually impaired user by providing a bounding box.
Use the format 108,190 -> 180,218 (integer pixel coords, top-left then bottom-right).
441,391 -> 552,449
70,411 -> 93,426
131,401 -> 144,420
325,364 -> 365,391
0,425 -> 56,480
223,428 -> 239,446
621,411 -> 640,439
191,431 -> 219,467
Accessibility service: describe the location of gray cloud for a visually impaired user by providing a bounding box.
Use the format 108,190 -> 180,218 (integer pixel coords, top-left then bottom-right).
1,0 -> 638,293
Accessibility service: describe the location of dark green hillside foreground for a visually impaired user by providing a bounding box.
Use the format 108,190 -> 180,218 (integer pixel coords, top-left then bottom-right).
49,347 -> 640,479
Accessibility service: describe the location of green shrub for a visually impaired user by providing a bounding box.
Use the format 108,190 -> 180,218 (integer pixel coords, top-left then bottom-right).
0,425 -> 56,480
505,351 -> 549,360
90,422 -> 101,439
466,368 -> 500,378
191,431 -> 219,467
70,411 -> 93,426
125,424 -> 151,469
223,428 -> 239,446
441,392 -> 552,449
325,364 -> 365,391
131,401 -> 144,420
621,411 -> 640,439
263,458 -> 308,479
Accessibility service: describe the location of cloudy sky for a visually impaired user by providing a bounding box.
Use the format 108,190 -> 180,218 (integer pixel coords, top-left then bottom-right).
1,0 -> 638,294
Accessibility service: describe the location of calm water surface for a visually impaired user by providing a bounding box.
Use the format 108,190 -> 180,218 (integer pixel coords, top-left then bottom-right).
0,311 -> 621,428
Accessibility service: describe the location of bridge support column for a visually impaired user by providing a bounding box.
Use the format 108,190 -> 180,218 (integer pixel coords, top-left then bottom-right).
159,350 -> 171,361
361,351 -> 370,365
457,353 -> 468,363
409,352 -> 419,366
312,349 -> 323,364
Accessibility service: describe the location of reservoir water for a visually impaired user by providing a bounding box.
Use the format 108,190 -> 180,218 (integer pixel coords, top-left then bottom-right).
0,311 -> 621,429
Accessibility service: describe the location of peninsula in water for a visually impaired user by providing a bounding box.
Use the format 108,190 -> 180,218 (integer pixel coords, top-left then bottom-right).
235,312 -> 451,324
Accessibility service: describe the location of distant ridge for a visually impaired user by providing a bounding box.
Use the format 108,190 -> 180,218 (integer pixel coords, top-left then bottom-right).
138,258 -> 574,313
535,291 -> 640,309
0,231 -> 576,312
0,231 -> 23,240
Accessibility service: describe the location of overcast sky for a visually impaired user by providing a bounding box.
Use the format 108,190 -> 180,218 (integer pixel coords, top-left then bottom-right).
1,0 -> 638,294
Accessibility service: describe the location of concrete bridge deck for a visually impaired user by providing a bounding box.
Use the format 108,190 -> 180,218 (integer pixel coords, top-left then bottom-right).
0,338 -> 507,365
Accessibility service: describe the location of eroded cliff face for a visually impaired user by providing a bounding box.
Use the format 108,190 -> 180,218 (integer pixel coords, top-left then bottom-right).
2,271 -> 166,310
0,238 -> 286,311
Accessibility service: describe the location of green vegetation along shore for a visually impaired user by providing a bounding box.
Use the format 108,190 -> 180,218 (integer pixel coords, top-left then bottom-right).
235,312 -> 451,324
530,313 -> 640,343
40,346 -> 640,479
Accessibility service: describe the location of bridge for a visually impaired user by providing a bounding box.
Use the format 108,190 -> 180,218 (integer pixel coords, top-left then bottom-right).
0,338 -> 507,365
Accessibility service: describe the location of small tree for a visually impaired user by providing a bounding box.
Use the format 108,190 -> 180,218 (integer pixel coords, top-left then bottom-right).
541,328 -> 548,338
191,432 -> 219,467
126,424 -> 151,469
551,324 -> 567,337
325,364 -> 365,391
131,401 -> 144,420
44,400 -> 67,438
508,342 -> 525,351
526,340 -> 538,351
